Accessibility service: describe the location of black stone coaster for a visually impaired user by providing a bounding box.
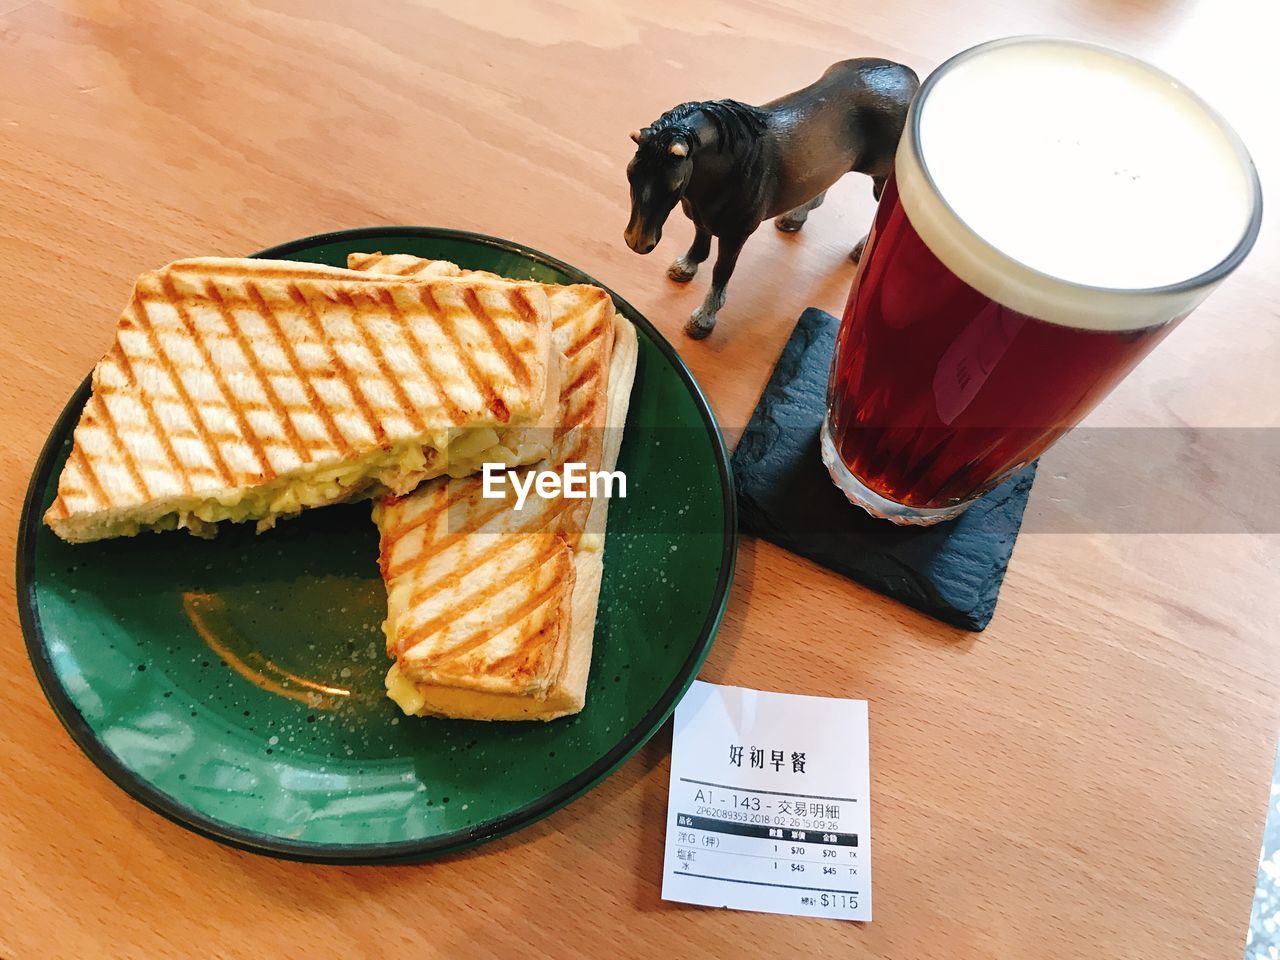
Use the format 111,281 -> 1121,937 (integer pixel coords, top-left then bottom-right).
732,307 -> 1036,631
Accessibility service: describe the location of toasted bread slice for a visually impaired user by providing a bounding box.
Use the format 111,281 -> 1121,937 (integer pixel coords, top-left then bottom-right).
376,485 -> 580,714
347,252 -> 464,278
350,253 -> 617,548
45,257 -> 557,542
362,254 -> 637,720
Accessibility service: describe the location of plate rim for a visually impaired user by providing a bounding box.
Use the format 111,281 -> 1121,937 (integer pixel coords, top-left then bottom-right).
15,226 -> 737,864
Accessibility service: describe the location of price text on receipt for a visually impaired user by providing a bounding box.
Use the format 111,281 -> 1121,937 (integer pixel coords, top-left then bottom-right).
661,681 -> 872,921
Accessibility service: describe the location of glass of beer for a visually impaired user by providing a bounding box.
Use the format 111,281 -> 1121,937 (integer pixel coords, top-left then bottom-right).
823,37 -> 1262,524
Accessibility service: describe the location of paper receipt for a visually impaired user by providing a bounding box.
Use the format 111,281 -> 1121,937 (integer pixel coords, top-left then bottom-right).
661,681 -> 872,921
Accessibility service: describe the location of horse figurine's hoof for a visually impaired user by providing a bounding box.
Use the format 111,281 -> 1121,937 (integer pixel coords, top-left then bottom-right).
687,287 -> 725,339
775,192 -> 824,233
774,213 -> 806,233
667,256 -> 699,282
850,235 -> 868,263
685,312 -> 716,339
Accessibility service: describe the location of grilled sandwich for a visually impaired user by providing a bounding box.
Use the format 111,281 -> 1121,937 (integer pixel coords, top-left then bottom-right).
44,257 -> 559,543
360,254 -> 638,720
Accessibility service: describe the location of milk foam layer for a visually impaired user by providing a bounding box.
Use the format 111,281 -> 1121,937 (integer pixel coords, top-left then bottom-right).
896,38 -> 1260,331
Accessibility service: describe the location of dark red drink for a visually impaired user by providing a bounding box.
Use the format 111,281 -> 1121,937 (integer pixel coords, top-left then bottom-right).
827,174 -> 1176,511
823,38 -> 1261,524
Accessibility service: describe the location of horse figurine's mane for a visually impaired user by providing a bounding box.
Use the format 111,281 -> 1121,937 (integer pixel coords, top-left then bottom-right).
644,99 -> 769,153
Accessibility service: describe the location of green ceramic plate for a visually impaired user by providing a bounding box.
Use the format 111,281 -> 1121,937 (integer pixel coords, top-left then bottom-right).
17,227 -> 735,863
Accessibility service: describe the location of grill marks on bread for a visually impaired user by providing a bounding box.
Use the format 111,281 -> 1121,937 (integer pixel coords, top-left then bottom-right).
362,254 -> 619,701
44,257 -> 552,539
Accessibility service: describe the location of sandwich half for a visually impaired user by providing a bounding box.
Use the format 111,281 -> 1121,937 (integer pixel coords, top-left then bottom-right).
44,257 -> 559,542
363,254 -> 638,720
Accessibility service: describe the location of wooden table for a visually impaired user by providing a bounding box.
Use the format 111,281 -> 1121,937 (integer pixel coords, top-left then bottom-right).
1,2 -> 1275,957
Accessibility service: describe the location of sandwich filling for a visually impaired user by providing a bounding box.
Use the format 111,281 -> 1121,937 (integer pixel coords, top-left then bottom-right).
97,427 -> 551,539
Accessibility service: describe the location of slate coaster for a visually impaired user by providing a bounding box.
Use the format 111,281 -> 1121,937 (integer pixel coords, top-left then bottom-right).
732,307 -> 1036,631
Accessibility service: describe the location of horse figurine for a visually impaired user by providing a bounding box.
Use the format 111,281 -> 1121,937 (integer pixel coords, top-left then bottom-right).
624,59 -> 919,339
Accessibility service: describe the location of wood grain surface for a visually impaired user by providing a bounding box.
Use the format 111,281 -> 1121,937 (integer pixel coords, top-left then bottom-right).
2,2 -> 1277,958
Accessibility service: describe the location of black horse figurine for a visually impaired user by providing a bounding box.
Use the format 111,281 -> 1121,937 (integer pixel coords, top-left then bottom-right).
624,58 -> 919,338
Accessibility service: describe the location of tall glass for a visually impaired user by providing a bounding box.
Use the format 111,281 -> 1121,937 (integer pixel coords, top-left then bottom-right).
823,37 -> 1262,524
